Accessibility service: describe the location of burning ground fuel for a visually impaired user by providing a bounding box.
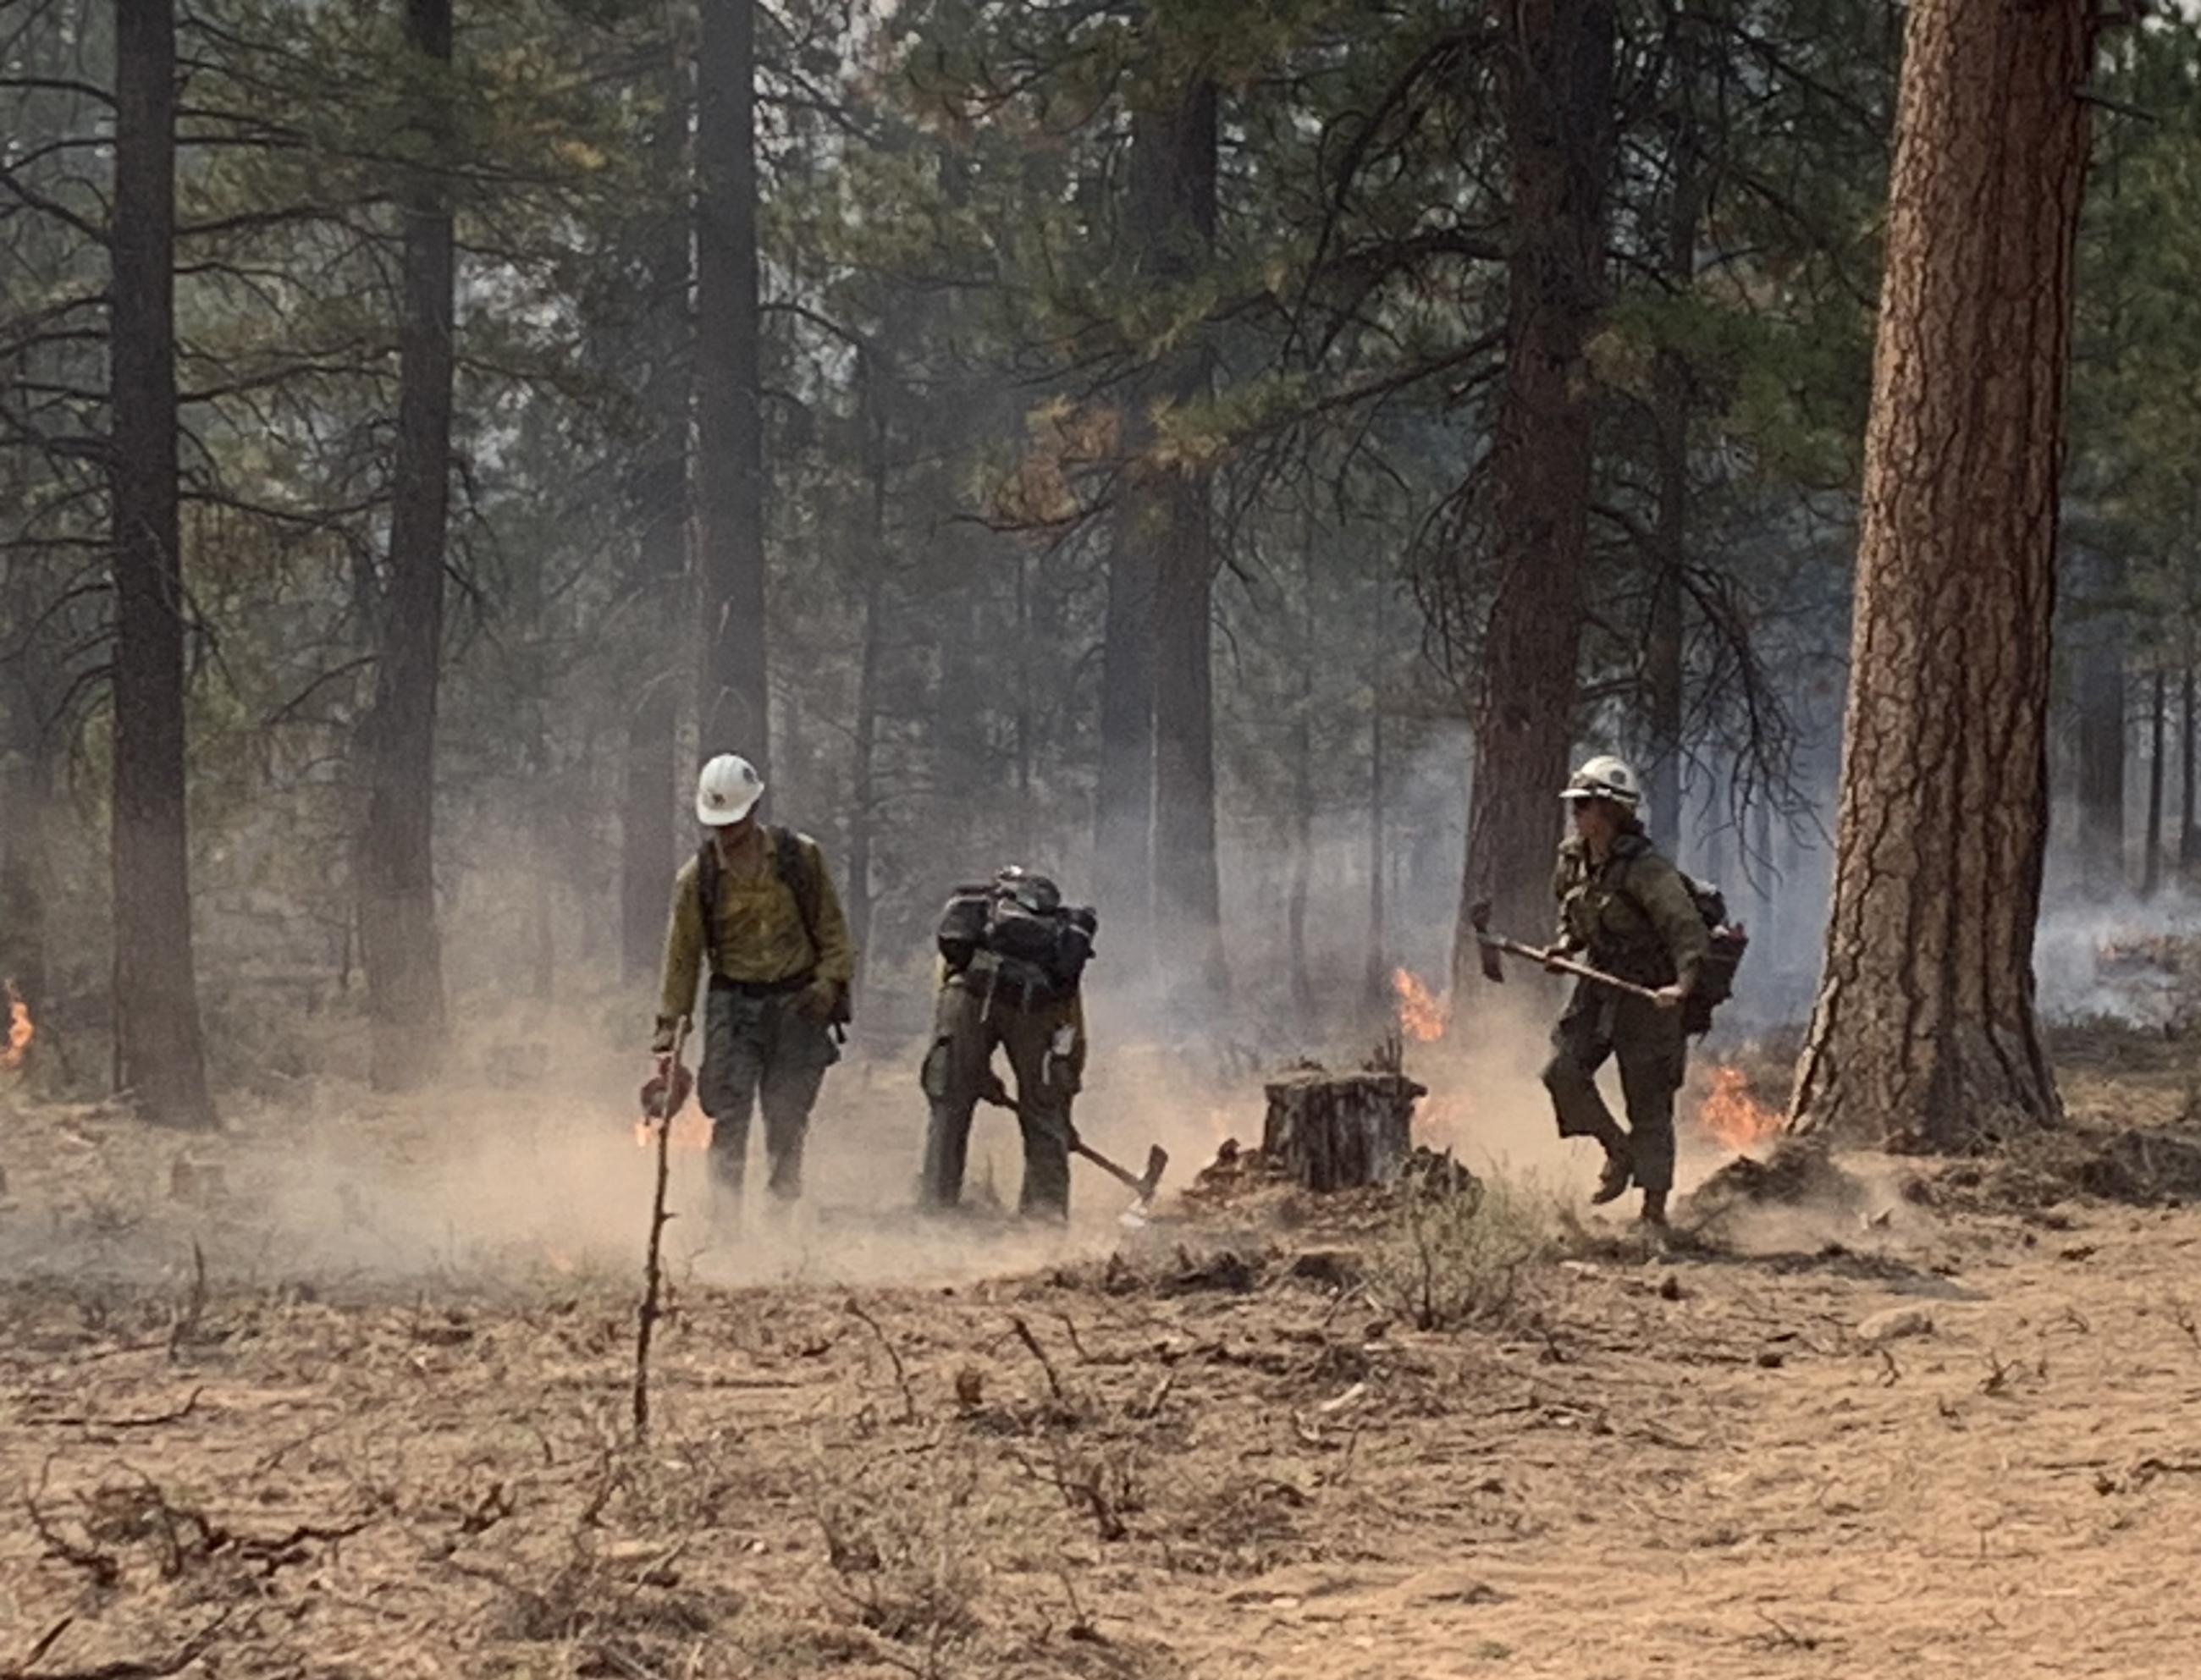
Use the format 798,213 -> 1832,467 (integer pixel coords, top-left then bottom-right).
2,983 -> 30,1073
1388,967 -> 1784,1155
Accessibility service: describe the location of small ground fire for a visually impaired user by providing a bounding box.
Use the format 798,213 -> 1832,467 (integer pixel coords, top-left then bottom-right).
1696,1065 -> 1783,1152
1393,968 -> 1449,1043
3,982 -> 31,1072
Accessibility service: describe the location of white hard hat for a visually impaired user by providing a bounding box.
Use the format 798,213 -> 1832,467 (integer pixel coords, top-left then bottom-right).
1560,753 -> 1642,807
695,753 -> 764,826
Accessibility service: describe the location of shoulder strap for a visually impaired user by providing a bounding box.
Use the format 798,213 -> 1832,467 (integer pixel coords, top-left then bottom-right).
771,825 -> 825,953
694,840 -> 722,976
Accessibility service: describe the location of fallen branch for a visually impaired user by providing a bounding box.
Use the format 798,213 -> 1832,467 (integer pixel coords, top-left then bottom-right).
844,1299 -> 918,1423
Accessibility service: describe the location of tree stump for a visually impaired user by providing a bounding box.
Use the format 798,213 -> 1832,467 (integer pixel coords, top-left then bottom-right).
1260,1070 -> 1426,1193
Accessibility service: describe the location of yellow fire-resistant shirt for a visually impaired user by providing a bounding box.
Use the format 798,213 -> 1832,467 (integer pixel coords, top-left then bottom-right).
657,824 -> 856,1024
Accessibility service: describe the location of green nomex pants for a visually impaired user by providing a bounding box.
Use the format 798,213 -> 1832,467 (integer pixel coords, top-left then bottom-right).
698,981 -> 839,1200
919,975 -> 1083,1219
1540,983 -> 1686,1196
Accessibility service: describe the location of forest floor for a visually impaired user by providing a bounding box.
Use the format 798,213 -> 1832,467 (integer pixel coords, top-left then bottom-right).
3,1022 -> 2200,1679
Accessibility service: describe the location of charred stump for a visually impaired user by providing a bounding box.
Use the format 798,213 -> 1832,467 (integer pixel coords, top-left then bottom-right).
1261,1069 -> 1425,1193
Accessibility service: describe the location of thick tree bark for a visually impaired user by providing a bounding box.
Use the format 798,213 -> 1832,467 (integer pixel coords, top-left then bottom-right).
2143,667 -> 2165,899
1450,0 -> 1616,994
695,0 -> 768,771
1790,0 -> 2099,1148
109,0 -> 213,1128
358,0 -> 455,1092
621,38 -> 692,983
2072,548 -> 2127,898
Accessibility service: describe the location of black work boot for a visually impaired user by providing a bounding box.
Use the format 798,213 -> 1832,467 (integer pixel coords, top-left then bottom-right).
1639,1188 -> 1669,1227
1590,1137 -> 1633,1205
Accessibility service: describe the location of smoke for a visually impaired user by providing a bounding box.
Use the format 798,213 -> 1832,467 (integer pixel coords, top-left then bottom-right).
2032,887 -> 2201,1028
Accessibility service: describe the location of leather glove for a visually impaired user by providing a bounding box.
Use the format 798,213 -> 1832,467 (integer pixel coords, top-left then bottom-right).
795,978 -> 838,1025
648,1016 -> 679,1055
640,1055 -> 693,1120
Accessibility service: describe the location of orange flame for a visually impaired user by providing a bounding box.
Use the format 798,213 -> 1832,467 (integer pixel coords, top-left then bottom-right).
1696,1065 -> 1782,1152
635,1107 -> 711,1154
2,981 -> 31,1071
1392,968 -> 1449,1043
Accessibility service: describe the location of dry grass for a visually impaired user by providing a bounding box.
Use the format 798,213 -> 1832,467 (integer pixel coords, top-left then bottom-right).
1364,1167 -> 1555,1331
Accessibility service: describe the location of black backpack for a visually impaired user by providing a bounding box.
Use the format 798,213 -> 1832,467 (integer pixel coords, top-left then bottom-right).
696,828 -> 848,1024
1674,874 -> 1746,1037
936,873 -> 1096,994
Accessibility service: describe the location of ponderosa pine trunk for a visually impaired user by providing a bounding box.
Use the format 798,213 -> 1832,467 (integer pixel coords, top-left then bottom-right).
2073,548 -> 2127,898
358,0 -> 455,1091
1288,504 -> 1316,1028
2182,664 -> 2198,873
1790,0 -> 2099,1148
844,350 -> 888,1000
1450,0 -> 1615,994
621,36 -> 691,982
695,0 -> 768,773
2143,666 -> 2165,899
1642,27 -> 1705,851
1102,74 -> 1224,994
1364,572 -> 1390,1016
109,0 -> 214,1128
1095,505 -> 1157,975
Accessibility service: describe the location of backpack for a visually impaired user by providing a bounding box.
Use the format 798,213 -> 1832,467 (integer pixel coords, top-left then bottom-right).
936,873 -> 1097,994
1673,873 -> 1746,1037
695,828 -> 849,1025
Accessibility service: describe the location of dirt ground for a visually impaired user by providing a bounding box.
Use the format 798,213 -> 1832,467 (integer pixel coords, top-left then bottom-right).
3,1035 -> 2200,1680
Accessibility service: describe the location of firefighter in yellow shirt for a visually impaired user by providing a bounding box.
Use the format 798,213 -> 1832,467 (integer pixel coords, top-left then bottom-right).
651,753 -> 854,1205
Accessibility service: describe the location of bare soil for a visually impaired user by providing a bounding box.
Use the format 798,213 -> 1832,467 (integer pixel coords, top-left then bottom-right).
3,1049 -> 2200,1678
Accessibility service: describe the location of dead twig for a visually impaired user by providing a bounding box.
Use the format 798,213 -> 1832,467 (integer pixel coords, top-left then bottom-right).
633,1015 -> 691,1442
1981,1351 -> 2015,1396
1008,1315 -> 1068,1412
846,1298 -> 919,1424
25,1499 -> 119,1589
27,1389 -> 205,1430
1751,1609 -> 1818,1651
19,1617 -> 74,1671
2169,1298 -> 2201,1349
16,1608 -> 234,1680
1054,1312 -> 1091,1363
1128,1369 -> 1175,1421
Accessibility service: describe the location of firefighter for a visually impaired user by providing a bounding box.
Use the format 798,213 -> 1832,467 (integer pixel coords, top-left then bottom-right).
650,753 -> 854,1209
919,868 -> 1096,1220
1540,754 -> 1708,1226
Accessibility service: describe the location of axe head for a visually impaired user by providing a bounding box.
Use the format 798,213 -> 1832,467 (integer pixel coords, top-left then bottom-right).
1136,1145 -> 1168,1204
1468,900 -> 1506,983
